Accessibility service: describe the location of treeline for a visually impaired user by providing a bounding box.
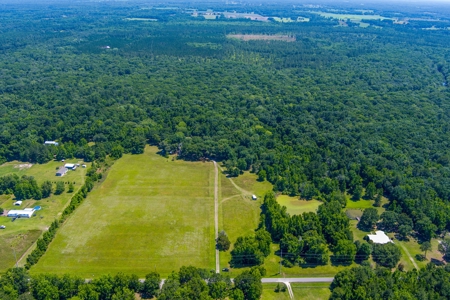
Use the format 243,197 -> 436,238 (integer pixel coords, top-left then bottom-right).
25,163 -> 103,269
0,175 -> 71,200
0,266 -> 265,300
330,263 -> 450,299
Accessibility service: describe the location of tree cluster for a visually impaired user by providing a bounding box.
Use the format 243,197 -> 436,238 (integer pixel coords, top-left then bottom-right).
0,265 -> 265,300
330,263 -> 450,299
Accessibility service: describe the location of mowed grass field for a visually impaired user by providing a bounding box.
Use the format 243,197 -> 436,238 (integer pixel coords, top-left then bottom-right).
0,160 -> 88,271
32,146 -> 215,277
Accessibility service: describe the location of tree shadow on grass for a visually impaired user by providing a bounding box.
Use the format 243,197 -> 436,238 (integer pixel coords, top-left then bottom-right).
330,256 -> 354,267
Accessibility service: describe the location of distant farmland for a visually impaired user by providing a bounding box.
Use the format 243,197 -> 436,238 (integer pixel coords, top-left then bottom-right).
227,34 -> 296,42
32,147 -> 215,277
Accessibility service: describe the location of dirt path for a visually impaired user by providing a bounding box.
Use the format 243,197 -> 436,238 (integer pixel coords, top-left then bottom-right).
216,165 -> 252,196
399,243 -> 419,269
213,161 -> 219,273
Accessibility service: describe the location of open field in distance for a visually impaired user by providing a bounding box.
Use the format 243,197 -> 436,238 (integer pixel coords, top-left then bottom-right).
227,34 -> 296,42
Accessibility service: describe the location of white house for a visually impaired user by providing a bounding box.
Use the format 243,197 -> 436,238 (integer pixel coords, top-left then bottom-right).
64,163 -> 75,169
367,231 -> 392,244
44,141 -> 59,146
7,208 -> 35,218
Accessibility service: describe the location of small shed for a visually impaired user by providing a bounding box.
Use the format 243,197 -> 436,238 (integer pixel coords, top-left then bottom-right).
252,195 -> 257,200
56,167 -> 68,176
14,201 -> 23,206
64,163 -> 75,169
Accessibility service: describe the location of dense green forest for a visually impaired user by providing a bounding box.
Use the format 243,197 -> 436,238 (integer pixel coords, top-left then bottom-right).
1,0 -> 450,253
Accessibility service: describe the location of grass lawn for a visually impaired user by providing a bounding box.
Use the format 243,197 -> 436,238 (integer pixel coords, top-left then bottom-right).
32,146 -> 215,277
261,284 -> 290,300
231,171 -> 272,199
395,238 -> 444,270
292,283 -> 331,299
346,198 -> 374,209
0,160 -> 88,271
276,196 -> 321,215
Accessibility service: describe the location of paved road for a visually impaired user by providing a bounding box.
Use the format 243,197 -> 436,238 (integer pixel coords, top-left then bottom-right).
261,277 -> 334,283
154,277 -> 334,286
213,161 -> 219,273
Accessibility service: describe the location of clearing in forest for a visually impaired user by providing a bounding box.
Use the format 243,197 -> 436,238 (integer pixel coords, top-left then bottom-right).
276,195 -> 322,215
227,34 -> 296,42
32,146 -> 215,277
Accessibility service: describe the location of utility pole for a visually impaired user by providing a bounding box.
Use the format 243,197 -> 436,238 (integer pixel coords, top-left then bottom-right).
13,248 -> 18,268
279,249 -> 282,275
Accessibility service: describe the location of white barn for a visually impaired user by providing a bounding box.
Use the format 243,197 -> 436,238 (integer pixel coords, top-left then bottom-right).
7,208 -> 35,218
64,163 -> 75,169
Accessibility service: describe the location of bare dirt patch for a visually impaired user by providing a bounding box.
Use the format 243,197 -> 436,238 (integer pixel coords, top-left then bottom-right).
227,34 -> 296,42
14,163 -> 33,170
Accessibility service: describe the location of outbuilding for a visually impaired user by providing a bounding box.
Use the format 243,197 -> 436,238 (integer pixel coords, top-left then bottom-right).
7,208 -> 35,218
44,141 -> 59,146
252,195 -> 257,200
56,167 -> 68,176
13,201 -> 22,206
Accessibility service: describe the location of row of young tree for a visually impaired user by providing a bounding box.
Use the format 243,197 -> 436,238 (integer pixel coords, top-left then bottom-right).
0,266 -> 264,300
0,174 -> 72,200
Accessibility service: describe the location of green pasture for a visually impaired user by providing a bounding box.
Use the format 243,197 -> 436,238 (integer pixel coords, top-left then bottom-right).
32,147 -> 215,277
261,284 -> 290,300
276,196 -> 322,215
0,160 -> 88,271
219,171 -> 269,276
261,283 -> 332,300
292,283 -> 331,299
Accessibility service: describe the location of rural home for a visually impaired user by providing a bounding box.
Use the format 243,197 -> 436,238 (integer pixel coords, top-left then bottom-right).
64,163 -> 75,169
44,141 -> 59,146
367,230 -> 392,244
56,167 -> 68,176
7,208 -> 35,218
